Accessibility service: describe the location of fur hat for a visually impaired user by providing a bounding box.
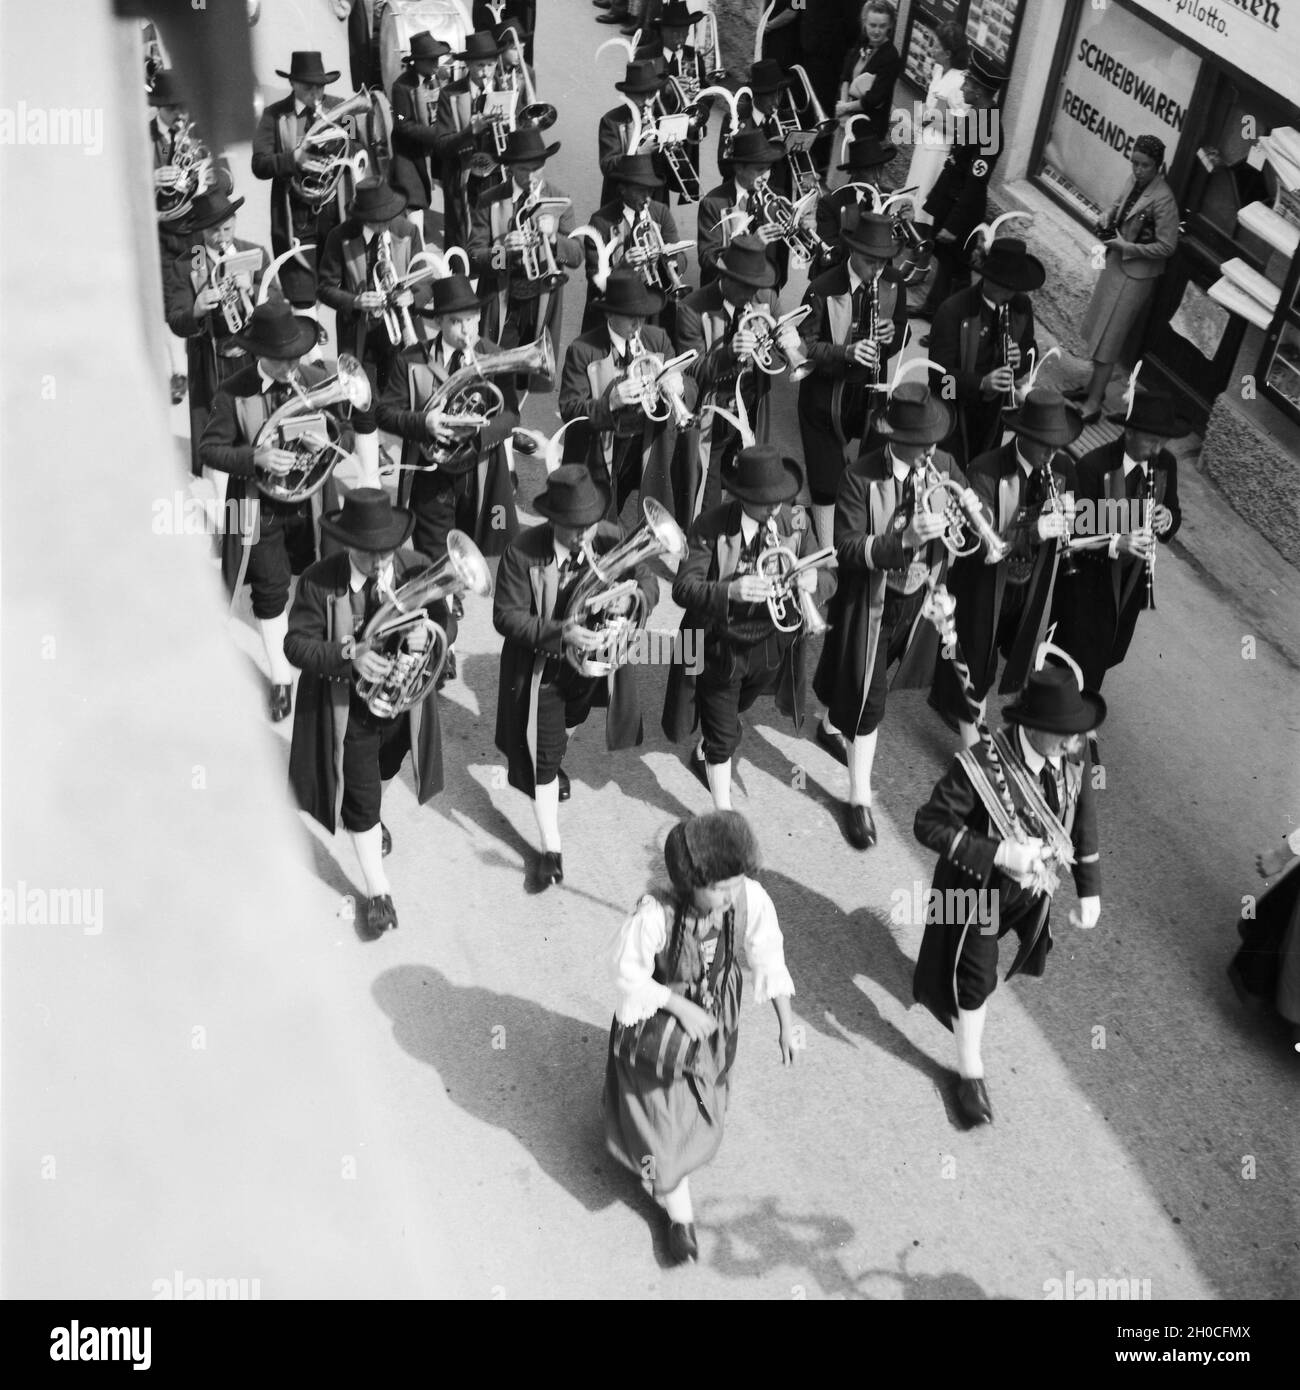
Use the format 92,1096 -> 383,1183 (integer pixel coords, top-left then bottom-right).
664,813 -> 760,895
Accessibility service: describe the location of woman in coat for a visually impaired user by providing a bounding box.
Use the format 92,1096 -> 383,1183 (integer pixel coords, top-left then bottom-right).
902,21 -> 969,217
1070,135 -> 1180,424
834,2 -> 903,144
604,812 -> 796,1263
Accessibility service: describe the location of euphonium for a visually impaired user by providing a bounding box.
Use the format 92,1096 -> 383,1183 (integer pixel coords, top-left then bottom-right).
373,229 -> 418,350
155,119 -> 211,223
756,542 -> 837,634
419,334 -> 555,475
561,498 -> 688,677
352,531 -> 493,718
291,91 -> 376,209
735,304 -> 813,381
625,339 -> 697,429
253,355 -> 373,504
917,455 -> 1010,561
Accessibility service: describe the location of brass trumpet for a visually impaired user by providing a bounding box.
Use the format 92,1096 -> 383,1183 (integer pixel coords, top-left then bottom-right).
757,542 -> 837,634
373,229 -> 418,350
254,355 -> 373,504
735,304 -> 814,380
351,531 -> 493,718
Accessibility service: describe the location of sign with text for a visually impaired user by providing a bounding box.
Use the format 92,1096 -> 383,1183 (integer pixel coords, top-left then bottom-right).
1129,0 -> 1299,110
1041,2 -> 1200,215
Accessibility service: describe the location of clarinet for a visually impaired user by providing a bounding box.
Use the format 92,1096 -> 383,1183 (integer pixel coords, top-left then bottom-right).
1040,455 -> 1077,580
863,271 -> 882,389
1143,464 -> 1157,611
997,302 -> 1015,408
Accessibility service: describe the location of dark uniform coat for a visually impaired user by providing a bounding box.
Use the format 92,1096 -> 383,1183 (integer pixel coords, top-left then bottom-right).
1051,439 -> 1181,689
317,217 -> 429,361
697,179 -> 789,291
390,69 -> 447,211
913,726 -> 1101,1029
598,104 -> 670,208
923,112 -> 1000,246
838,40 -> 902,143
493,522 -> 658,796
581,198 -> 685,332
285,548 -> 445,834
813,445 -> 961,733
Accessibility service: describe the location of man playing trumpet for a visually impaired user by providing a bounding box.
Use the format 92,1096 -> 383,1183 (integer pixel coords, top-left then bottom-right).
812,380 -> 962,850
493,466 -> 658,893
285,489 -> 448,938
930,388 -> 1082,749
559,268 -> 697,522
673,236 -> 785,522
663,447 -> 835,812
697,130 -> 789,292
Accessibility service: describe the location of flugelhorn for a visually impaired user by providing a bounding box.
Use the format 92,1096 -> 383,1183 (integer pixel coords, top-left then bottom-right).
561,497 -> 688,678
757,541 -> 837,634
254,355 -> 373,504
627,210 -> 693,300
748,175 -> 828,268
625,341 -> 697,429
373,229 -> 417,350
735,304 -> 814,380
917,454 -> 1009,561
351,531 -> 493,718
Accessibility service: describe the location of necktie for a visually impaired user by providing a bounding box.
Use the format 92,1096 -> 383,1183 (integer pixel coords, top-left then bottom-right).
1039,763 -> 1061,817
365,235 -> 381,277
559,548 -> 584,585
1023,466 -> 1045,513
302,106 -> 317,133
447,348 -> 465,376
473,88 -> 486,116
896,472 -> 916,534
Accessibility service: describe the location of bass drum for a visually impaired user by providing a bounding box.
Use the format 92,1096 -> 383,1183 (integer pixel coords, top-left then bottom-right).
377,0 -> 473,97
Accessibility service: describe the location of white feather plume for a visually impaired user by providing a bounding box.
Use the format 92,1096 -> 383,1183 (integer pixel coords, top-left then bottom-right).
963,209 -> 1033,253
1024,344 -> 1060,395
1124,359 -> 1144,420
570,224 -> 615,291
1036,625 -> 1086,691
888,354 -> 948,396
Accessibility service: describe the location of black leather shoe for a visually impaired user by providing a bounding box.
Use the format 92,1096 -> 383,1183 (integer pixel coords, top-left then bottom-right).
1080,408 -> 1101,426
1062,386 -> 1089,402
668,1221 -> 699,1264
365,894 -> 398,933
619,21 -> 639,33
688,746 -> 711,791
511,429 -> 538,455
596,10 -> 628,22
847,804 -> 877,850
269,684 -> 292,722
380,822 -> 391,857
557,768 -> 570,801
169,372 -> 188,404
436,650 -> 457,689
815,722 -> 847,766
538,851 -> 564,887
314,321 -> 329,347
593,0 -> 613,7
956,1077 -> 993,1125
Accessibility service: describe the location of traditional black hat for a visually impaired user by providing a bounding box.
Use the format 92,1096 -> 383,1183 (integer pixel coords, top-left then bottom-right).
350,177 -> 407,223
593,267 -> 666,317
980,237 -> 1046,291
611,152 -> 663,189
1107,388 -> 1191,438
319,488 -> 416,552
659,1 -> 705,28
874,381 -> 953,444
615,60 -> 668,95
403,32 -> 452,70
417,274 -> 484,318
839,205 -> 897,258
500,126 -> 560,164
532,464 -> 611,526
725,445 -> 803,504
1003,664 -> 1107,735
148,70 -> 184,107
837,135 -> 897,171
232,302 -> 317,360
749,60 -> 791,95
1001,388 -> 1083,446
276,51 -> 341,85
185,189 -> 245,232
458,31 -> 503,63
716,234 -> 776,288
727,130 -> 786,166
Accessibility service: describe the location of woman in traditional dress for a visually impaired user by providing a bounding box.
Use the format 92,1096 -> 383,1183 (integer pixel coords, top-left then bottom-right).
603,813 -> 796,1264
1069,135 -> 1180,424
902,21 -> 969,217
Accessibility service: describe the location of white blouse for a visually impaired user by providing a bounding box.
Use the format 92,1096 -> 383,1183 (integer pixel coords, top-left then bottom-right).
609,878 -> 796,1025
920,65 -> 967,143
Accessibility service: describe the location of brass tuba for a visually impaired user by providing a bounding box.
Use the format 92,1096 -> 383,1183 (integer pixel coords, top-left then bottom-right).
291,91 -> 377,209
561,498 -> 688,678
419,334 -> 555,476
352,532 -> 493,718
253,356 -> 373,504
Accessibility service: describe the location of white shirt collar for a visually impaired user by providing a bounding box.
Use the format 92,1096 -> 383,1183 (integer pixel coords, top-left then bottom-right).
348,557 -> 394,594
888,447 -> 911,483
553,535 -> 586,570
258,362 -> 285,392
294,99 -> 314,119
982,295 -> 1000,315
739,510 -> 761,545
1122,453 -> 1148,477
362,224 -> 377,244
1015,444 -> 1036,476
1016,723 -> 1061,773
608,326 -> 631,357
847,262 -> 866,294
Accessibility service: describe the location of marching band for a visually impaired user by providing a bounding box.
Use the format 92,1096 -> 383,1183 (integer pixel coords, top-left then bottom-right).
151,1 -> 1201,1264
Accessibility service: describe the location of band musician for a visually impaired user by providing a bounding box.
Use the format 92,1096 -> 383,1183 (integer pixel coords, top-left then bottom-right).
389,31 -> 455,242
493,466 -> 657,893
697,130 -> 788,292
597,61 -> 671,209
433,30 -> 509,251
285,489 -> 447,938
663,446 -> 834,813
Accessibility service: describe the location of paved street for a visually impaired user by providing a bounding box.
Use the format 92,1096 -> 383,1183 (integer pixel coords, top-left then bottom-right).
3,0 -> 1296,1303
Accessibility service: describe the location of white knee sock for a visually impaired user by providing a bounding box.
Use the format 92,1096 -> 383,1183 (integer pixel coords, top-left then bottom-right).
351,824 -> 390,899
706,757 -> 732,811
957,718 -> 980,749
662,1176 -> 694,1223
846,730 -> 877,808
353,430 -> 381,489
533,779 -> 562,852
811,503 -> 836,552
821,713 -> 840,737
954,1004 -> 987,1079
258,612 -> 294,685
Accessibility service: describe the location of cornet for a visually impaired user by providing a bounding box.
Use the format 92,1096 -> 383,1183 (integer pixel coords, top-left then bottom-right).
561,498 -> 688,677
511,181 -> 571,290
735,304 -> 813,380
253,356 -> 373,504
625,341 -> 697,429
626,210 -> 693,301
757,542 -> 837,634
917,455 -> 1009,561
350,532 -> 493,718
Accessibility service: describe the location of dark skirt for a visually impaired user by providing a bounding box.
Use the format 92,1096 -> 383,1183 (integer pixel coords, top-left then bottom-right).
603,960 -> 742,1196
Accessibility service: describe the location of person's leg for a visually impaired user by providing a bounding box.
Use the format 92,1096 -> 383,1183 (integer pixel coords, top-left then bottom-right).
696,645 -> 744,812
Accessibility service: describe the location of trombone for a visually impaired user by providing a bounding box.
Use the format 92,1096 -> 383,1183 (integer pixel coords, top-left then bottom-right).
772,65 -> 834,201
